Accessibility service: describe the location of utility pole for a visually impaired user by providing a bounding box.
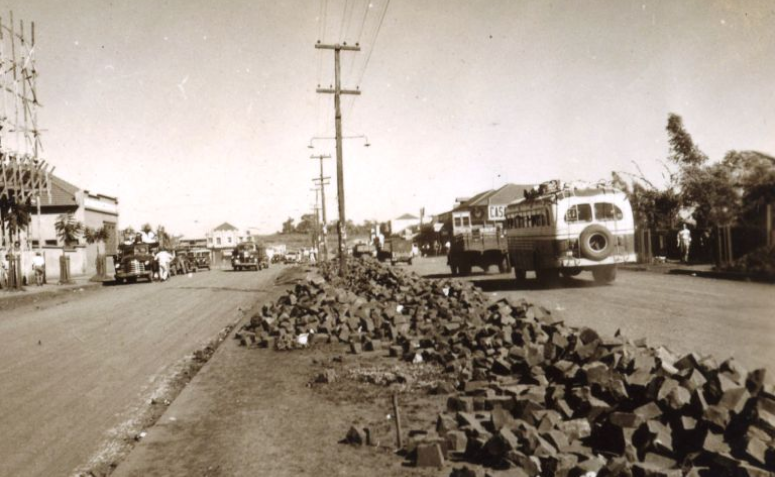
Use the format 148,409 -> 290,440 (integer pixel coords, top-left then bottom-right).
315,41 -> 360,277
310,187 -> 321,258
311,154 -> 331,262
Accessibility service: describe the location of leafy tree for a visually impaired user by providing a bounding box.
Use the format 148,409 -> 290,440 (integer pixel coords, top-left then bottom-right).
0,196 -> 31,245
83,226 -> 110,255
280,217 -> 295,235
54,214 -> 83,252
666,114 -> 708,167
295,214 -> 317,234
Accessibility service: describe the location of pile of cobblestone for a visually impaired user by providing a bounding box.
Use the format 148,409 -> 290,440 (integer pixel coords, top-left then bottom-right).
236,259 -> 774,476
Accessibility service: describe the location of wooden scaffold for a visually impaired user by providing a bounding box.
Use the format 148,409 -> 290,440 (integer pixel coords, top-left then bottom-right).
0,12 -> 52,290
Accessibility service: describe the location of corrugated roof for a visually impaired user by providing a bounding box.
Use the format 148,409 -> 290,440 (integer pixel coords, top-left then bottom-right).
46,175 -> 80,207
213,222 -> 239,231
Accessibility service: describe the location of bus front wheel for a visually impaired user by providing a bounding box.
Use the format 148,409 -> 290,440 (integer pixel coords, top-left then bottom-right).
592,265 -> 617,284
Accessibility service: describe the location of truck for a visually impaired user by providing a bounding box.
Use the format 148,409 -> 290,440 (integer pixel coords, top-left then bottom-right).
374,223 -> 415,265
445,210 -> 510,276
231,242 -> 269,271
114,241 -> 157,283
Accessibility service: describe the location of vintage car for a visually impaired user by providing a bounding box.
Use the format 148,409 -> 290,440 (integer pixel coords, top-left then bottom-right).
189,248 -> 212,271
114,241 -> 156,283
170,248 -> 193,276
352,242 -> 375,259
283,250 -> 299,264
232,242 -> 269,271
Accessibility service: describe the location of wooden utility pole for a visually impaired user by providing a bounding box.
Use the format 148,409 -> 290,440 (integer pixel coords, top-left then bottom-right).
310,187 -> 321,258
311,154 -> 331,262
315,42 -> 360,277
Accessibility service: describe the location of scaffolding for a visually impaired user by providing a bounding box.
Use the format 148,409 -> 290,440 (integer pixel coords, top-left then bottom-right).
0,12 -> 51,289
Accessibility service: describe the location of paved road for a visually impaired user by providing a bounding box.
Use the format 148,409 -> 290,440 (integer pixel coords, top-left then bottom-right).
413,257 -> 775,374
0,267 -> 283,477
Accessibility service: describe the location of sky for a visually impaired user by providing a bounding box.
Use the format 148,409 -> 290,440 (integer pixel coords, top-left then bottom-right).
2,0 -> 774,237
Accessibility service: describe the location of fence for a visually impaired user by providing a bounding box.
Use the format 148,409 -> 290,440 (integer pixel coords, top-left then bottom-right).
635,226 -> 769,266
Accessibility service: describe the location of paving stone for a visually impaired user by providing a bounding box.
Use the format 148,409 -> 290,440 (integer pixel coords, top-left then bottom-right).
416,442 -> 445,468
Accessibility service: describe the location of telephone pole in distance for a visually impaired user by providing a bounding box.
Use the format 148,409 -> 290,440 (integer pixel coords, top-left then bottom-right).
311,154 -> 331,262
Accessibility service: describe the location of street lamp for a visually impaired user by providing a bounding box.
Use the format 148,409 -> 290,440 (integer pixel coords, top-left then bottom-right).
307,134 -> 370,149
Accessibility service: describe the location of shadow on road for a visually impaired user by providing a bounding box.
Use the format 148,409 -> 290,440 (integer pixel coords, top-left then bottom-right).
472,277 -> 606,292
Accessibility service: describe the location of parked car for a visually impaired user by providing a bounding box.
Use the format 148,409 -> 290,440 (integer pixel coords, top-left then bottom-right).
284,250 -> 300,264
189,248 -> 212,271
352,243 -> 375,259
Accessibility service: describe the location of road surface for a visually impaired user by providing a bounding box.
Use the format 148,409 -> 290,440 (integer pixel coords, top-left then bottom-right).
0,266 -> 283,477
413,257 -> 775,374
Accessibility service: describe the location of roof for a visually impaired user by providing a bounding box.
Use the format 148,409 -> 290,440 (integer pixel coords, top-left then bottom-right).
394,213 -> 419,220
213,222 -> 239,232
46,175 -> 80,207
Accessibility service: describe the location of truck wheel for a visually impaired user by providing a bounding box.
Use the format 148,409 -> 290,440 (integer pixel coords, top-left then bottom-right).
459,264 -> 472,276
592,265 -> 617,284
450,265 -> 458,276
514,269 -> 526,282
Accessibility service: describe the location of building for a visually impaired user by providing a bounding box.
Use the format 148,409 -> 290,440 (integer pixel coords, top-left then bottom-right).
206,222 -> 240,266
389,213 -> 421,238
25,174 -> 119,278
436,183 -> 534,236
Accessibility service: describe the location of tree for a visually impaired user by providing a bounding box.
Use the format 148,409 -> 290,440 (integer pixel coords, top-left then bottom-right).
667,114 -> 708,167
295,214 -> 316,234
54,214 -> 83,253
84,226 -> 110,278
83,226 -> 110,256
0,196 -> 31,245
280,217 -> 295,235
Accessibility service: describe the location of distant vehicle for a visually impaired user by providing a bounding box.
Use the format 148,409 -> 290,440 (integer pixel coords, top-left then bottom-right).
170,248 -> 194,276
504,180 -> 636,284
189,248 -> 212,271
232,242 -> 268,271
374,230 -> 414,265
114,241 -> 156,283
447,211 -> 511,275
271,253 -> 285,264
352,243 -> 375,259
284,250 -> 299,264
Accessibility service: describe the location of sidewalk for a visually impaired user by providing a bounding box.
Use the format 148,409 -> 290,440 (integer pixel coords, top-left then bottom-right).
0,275 -> 102,309
621,260 -> 773,283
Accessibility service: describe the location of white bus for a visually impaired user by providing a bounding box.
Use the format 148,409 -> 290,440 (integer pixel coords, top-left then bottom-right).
504,181 -> 636,284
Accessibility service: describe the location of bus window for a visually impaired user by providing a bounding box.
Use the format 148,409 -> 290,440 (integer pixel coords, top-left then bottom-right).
565,204 -> 592,223
454,217 -> 461,227
594,203 -> 624,221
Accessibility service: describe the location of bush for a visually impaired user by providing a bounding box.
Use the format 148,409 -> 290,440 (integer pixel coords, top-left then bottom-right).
722,245 -> 775,279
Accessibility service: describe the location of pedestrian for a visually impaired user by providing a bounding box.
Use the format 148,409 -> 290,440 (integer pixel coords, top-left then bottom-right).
154,248 -> 174,281
32,252 -> 45,286
0,247 -> 8,289
444,240 -> 451,255
677,224 -> 692,263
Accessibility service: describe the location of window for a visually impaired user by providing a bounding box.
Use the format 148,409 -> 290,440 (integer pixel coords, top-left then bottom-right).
462,217 -> 470,227
454,217 -> 461,227
565,204 -> 592,223
45,240 -> 57,246
216,237 -> 222,246
594,203 -> 624,221
227,237 -> 232,244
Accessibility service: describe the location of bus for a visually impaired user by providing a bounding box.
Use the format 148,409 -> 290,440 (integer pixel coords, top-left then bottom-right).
504,181 -> 636,284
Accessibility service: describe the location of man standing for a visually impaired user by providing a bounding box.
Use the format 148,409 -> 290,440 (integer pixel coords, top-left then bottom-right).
677,224 -> 692,263
154,248 -> 174,282
32,252 -> 46,286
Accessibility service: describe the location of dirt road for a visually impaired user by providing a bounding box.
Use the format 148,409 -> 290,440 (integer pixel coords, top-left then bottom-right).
0,267 -> 284,477
414,257 -> 775,373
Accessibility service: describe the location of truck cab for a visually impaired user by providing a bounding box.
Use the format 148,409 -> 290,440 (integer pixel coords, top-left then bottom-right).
114,242 -> 156,283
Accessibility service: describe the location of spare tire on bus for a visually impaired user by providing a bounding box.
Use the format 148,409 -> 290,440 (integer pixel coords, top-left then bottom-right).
579,224 -> 614,261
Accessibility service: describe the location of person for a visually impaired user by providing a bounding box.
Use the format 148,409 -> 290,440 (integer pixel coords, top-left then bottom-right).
444,240 -> 451,255
677,224 -> 692,263
154,248 -> 174,281
411,243 -> 419,258
32,252 -> 46,286
0,248 -> 7,289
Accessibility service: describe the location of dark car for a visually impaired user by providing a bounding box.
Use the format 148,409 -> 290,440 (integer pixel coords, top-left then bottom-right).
114,242 -> 156,283
170,248 -> 194,276
189,248 -> 212,271
232,243 -> 268,271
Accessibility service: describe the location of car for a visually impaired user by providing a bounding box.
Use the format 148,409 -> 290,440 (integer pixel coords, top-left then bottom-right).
189,248 -> 212,271
232,242 -> 269,271
352,243 -> 375,259
284,251 -> 299,264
